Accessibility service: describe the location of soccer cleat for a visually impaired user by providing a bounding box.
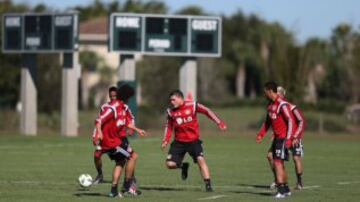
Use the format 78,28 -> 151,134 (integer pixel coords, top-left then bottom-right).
274,192 -> 286,199
284,191 -> 292,196
181,162 -> 189,180
122,177 -> 136,192
270,182 -> 277,189
108,192 -> 123,198
92,174 -> 104,185
284,185 -> 291,196
123,186 -> 142,197
205,184 -> 213,192
295,182 -> 303,190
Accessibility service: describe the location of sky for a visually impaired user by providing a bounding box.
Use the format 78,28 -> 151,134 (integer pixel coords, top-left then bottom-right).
13,0 -> 360,43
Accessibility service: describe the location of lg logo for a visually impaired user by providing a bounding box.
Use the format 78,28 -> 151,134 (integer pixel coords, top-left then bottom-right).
176,116 -> 193,125
269,112 -> 277,119
116,119 -> 126,127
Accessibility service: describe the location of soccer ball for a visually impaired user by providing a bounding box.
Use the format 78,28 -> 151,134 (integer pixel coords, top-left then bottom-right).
78,174 -> 93,188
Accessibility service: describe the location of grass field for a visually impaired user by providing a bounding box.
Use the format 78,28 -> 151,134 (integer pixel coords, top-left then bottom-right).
0,130 -> 359,202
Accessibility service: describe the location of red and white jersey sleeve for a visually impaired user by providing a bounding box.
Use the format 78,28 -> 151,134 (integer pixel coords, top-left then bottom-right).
257,114 -> 271,139
95,106 -> 116,125
162,109 -> 174,144
124,104 -> 135,126
278,102 -> 295,140
196,103 -> 222,125
291,107 -> 305,139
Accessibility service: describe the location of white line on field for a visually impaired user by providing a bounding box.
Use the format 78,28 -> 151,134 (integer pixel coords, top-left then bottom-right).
198,195 -> 227,200
303,185 -> 321,189
337,181 -> 360,185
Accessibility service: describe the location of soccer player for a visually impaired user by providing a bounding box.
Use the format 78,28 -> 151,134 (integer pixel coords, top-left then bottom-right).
116,84 -> 141,195
93,85 -> 141,195
94,96 -> 146,198
266,87 -> 306,190
256,81 -> 296,198
92,86 -> 118,184
277,86 -> 305,190
161,90 -> 227,192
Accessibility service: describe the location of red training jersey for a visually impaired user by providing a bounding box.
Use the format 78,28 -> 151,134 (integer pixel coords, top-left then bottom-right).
117,104 -> 135,139
94,100 -> 128,150
289,104 -> 305,139
163,101 -> 224,144
257,97 -> 296,140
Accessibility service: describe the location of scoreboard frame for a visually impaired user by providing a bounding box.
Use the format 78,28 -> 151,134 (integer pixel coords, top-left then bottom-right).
109,13 -> 222,57
2,12 -> 79,53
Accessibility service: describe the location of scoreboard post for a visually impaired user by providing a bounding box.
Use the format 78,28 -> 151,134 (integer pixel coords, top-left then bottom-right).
20,54 -> 37,135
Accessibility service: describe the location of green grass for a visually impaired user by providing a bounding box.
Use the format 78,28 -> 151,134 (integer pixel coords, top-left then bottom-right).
0,131 -> 359,202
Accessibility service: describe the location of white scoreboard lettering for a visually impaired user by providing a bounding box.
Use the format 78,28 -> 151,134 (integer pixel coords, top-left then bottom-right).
26,37 -> 41,46
191,20 -> 217,31
55,16 -> 72,26
148,39 -> 171,49
5,17 -> 21,27
116,17 -> 140,28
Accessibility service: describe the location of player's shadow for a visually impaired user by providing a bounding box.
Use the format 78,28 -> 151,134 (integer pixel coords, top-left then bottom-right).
224,183 -> 273,197
229,190 -> 273,196
73,192 -> 106,197
98,179 -> 112,184
236,183 -> 270,189
140,186 -> 187,192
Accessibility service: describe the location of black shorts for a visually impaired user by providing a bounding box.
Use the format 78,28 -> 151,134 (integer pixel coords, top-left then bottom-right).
107,140 -> 134,166
166,140 -> 204,165
270,138 -> 289,161
291,140 -> 304,157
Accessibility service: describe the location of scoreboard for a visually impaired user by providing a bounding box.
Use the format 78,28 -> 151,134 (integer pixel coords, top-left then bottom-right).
2,13 -> 78,53
109,14 -> 221,57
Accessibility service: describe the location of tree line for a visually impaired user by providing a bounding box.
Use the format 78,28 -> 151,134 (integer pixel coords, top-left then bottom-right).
0,0 -> 359,113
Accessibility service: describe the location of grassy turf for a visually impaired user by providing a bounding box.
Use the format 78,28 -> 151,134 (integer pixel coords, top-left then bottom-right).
0,131 -> 359,202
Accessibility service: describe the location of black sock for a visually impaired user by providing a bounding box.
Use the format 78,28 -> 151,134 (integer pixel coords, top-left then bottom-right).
111,184 -> 118,194
277,183 -> 286,194
284,183 -> 290,193
297,173 -> 303,185
204,179 -> 211,186
123,179 -> 132,191
97,168 -> 103,176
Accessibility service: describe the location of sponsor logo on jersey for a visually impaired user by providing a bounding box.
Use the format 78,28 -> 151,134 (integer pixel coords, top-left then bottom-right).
176,117 -> 183,125
269,112 -> 277,119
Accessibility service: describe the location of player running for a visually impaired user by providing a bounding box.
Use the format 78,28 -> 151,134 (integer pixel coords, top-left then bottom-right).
161,90 -> 227,192
256,81 -> 296,198
93,91 -> 146,198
